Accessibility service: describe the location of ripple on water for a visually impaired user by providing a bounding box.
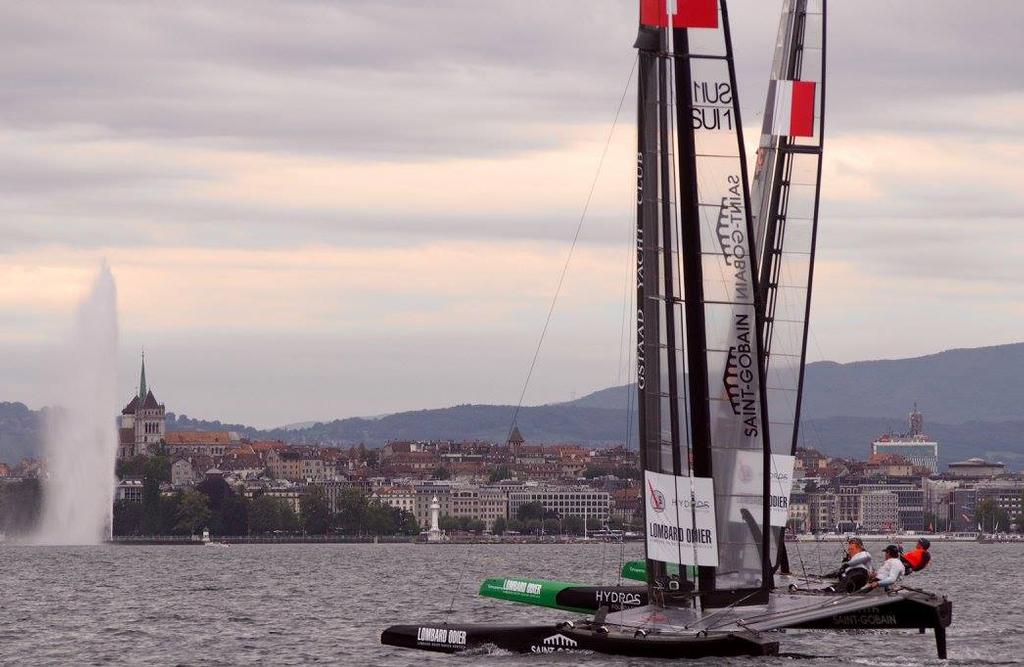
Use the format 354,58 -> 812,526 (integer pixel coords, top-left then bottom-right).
0,542 -> 1022,665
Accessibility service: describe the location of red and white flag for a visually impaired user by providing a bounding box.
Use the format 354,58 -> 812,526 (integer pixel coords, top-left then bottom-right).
640,0 -> 718,29
768,79 -> 816,138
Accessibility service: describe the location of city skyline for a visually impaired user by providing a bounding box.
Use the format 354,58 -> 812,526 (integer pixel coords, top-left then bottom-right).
1,1 -> 1022,427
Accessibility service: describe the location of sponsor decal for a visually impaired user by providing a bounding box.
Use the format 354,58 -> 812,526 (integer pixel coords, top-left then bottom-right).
594,590 -> 642,607
635,151 -> 647,391
644,472 -> 719,566
831,607 -> 898,627
648,524 -> 715,545
769,454 -> 796,528
691,80 -> 734,131
723,313 -> 759,437
501,579 -> 542,596
530,633 -> 580,654
648,478 -> 666,513
416,627 -> 467,647
714,174 -> 760,437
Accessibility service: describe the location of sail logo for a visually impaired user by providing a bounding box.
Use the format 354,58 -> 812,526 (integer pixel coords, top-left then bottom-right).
723,313 -> 759,436
543,634 -> 578,647
635,150 -> 647,392
530,633 -> 580,653
416,627 -> 467,647
680,497 -> 712,512
714,175 -> 751,301
648,479 -> 666,513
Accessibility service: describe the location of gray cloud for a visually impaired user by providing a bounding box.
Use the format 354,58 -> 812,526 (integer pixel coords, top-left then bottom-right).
1,1 -> 1021,425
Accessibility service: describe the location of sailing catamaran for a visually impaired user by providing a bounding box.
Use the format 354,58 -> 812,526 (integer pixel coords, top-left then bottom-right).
381,0 -> 951,658
482,0 -> 821,609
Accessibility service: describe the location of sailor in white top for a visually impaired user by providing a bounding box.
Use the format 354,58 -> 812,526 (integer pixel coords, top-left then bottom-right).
867,544 -> 906,591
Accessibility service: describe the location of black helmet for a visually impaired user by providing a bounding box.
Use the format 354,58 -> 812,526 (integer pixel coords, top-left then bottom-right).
884,544 -> 900,558
917,537 -> 931,549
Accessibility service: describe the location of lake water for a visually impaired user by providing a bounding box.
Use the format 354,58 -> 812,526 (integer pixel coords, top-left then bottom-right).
0,541 -> 1018,665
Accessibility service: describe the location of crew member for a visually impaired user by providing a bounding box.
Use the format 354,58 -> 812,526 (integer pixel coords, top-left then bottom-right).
825,537 -> 873,592
866,544 -> 905,591
901,537 -> 931,573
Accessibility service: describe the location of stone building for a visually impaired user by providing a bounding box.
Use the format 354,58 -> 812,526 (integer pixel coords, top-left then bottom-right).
117,355 -> 166,459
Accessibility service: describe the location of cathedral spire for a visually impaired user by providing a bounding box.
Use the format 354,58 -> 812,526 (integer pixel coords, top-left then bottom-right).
139,350 -> 147,401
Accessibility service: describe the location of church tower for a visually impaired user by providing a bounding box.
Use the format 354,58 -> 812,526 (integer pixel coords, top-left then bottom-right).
117,352 -> 166,459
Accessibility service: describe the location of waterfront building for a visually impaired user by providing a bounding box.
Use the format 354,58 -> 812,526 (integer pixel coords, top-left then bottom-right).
374,486 -> 417,514
806,492 -> 836,533
860,490 -> 900,531
950,487 -> 978,531
923,478 -> 959,530
975,480 -> 1024,526
115,477 -> 145,502
507,486 -> 611,523
164,431 -> 238,458
787,492 -> 809,533
870,405 -> 938,474
117,355 -> 166,460
413,481 -> 454,528
858,483 -> 924,531
260,486 -> 302,515
947,458 -> 1007,479
450,485 -> 508,530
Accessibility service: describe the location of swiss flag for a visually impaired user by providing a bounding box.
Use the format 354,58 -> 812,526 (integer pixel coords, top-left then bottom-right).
640,0 -> 718,29
769,79 -> 816,138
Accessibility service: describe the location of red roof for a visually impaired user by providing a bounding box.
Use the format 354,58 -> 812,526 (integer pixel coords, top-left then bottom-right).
165,431 -> 235,445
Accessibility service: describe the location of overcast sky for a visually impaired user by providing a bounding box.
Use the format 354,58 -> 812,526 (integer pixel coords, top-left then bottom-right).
1,1 -> 1021,427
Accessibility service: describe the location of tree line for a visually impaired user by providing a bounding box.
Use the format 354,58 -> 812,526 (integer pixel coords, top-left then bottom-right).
112,457 -> 420,537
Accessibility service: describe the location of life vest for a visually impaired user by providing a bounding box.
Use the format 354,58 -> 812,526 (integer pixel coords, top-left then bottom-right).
901,548 -> 930,572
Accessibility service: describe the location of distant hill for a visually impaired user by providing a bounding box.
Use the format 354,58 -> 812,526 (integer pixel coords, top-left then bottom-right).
3,342 -> 1024,469
567,343 -> 1024,422
0,402 -> 44,463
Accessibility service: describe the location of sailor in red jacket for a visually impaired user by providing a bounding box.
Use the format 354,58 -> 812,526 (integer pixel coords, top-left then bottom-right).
901,537 -> 932,573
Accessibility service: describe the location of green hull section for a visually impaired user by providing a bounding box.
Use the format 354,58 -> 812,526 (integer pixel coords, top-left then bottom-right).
620,560 -> 696,582
479,577 -> 593,614
479,577 -> 649,613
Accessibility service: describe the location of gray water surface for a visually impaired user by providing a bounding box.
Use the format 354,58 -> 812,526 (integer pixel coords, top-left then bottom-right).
0,542 -> 1016,665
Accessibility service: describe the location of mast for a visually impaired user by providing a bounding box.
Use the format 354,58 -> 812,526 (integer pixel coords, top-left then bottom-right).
634,15 -> 666,595
637,0 -> 772,607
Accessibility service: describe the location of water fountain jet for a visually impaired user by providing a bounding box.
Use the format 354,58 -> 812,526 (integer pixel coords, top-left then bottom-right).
34,262 -> 119,545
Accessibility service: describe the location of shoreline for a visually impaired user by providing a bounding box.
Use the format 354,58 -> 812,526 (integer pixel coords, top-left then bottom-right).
105,535 -> 644,546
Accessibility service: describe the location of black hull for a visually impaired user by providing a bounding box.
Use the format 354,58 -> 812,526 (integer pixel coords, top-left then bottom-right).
381,622 -> 778,658
554,585 -> 648,612
782,590 -> 952,631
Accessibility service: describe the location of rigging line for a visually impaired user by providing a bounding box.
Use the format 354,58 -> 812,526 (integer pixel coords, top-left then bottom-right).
615,159 -> 637,389
619,128 -> 639,450
505,55 -> 638,442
